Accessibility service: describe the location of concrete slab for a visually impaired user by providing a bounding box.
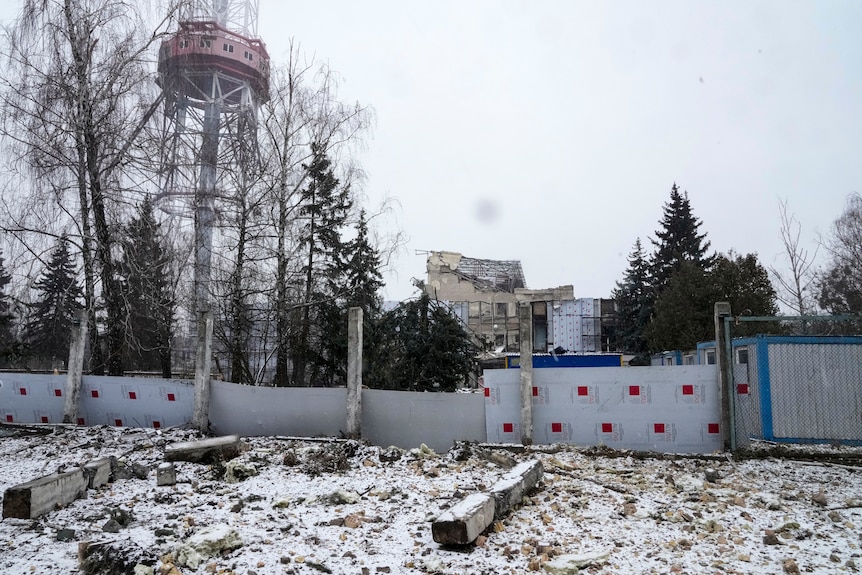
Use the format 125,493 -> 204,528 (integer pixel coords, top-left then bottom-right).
83,458 -> 112,489
164,434 -> 242,463
2,467 -> 87,519
432,492 -> 495,545
489,459 -> 543,518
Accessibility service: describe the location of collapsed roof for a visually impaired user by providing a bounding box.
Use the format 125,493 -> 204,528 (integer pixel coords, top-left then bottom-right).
449,255 -> 526,293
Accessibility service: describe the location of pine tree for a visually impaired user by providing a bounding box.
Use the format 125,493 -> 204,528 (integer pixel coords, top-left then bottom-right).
119,197 -> 175,377
22,237 -> 83,368
650,183 -> 714,295
611,238 -> 652,358
0,249 -> 17,368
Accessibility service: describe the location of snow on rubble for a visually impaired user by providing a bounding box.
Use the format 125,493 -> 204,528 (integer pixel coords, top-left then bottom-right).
1,424 -> 861,575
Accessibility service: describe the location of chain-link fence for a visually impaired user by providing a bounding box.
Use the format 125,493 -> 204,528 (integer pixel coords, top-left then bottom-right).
721,314 -> 862,448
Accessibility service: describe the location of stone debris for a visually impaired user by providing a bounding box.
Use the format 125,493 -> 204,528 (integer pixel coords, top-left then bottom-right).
156,462 -> 176,486
174,523 -> 243,569
2,426 -> 862,574
542,550 -> 611,574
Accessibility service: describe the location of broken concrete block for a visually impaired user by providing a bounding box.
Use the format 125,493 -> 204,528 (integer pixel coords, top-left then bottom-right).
157,462 -> 176,486
174,523 -> 243,569
2,467 -> 87,519
164,435 -> 242,463
542,549 -> 611,574
83,458 -> 112,489
489,459 -> 543,518
432,492 -> 495,545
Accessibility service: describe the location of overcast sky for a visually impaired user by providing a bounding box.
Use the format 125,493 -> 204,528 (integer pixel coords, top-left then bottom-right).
4,1 -> 861,303
257,0 -> 861,302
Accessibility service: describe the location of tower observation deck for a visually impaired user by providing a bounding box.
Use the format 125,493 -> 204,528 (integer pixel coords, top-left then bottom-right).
157,19 -> 270,105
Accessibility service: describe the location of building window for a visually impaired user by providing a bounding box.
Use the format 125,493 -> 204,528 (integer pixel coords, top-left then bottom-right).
532,301 -> 548,352
223,43 -> 234,53
468,302 -> 480,325
244,50 -> 254,61
199,38 -> 211,49
178,39 -> 189,49
706,350 -> 716,365
495,302 -> 508,318
736,348 -> 749,365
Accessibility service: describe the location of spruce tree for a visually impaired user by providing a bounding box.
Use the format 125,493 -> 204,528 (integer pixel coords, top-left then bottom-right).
23,237 -> 83,369
290,144 -> 352,386
366,294 -> 478,392
315,209 -> 385,386
611,238 -> 651,359
119,197 -> 175,377
0,249 -> 17,368
343,210 -> 384,315
711,251 -> 780,336
643,261 -> 717,352
650,183 -> 714,295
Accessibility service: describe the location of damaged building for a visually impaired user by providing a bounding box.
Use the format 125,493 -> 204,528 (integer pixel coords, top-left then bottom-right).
424,251 -> 616,354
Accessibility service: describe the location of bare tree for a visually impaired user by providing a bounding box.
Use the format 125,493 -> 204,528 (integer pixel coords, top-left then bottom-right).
769,198 -> 818,316
1,0 -> 180,374
817,193 -> 862,317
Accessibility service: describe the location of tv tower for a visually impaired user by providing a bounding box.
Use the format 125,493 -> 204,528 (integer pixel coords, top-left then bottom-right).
157,0 -> 270,429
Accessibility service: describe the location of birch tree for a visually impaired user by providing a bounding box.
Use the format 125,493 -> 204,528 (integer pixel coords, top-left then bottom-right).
0,0 -> 179,374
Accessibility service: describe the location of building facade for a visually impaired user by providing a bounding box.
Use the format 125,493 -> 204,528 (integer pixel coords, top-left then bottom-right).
424,251 -> 615,354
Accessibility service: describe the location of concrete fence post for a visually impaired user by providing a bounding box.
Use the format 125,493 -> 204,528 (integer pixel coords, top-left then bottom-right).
346,307 -> 363,439
518,302 -> 533,445
714,302 -> 733,451
193,310 -> 214,434
62,309 -> 88,424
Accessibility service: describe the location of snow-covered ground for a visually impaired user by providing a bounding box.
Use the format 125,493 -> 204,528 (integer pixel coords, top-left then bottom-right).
1,425 -> 861,574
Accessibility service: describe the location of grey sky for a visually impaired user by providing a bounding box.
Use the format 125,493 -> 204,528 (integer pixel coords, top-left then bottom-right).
3,1 -> 860,303
263,1 -> 861,302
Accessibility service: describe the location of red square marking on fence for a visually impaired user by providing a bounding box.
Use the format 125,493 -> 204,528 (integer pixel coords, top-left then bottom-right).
153,421 -> 161,429
654,423 -> 665,434
41,416 -> 49,423
54,389 -> 62,397
77,418 -> 85,425
532,387 -> 538,397
19,388 -> 27,396
551,422 -> 563,433
708,423 -> 720,434
601,422 -> 613,433
128,391 -> 137,400
682,384 -> 694,395
6,415 -> 13,422
483,387 -> 490,397
577,386 -> 589,396
737,383 -> 750,395
503,423 -> 514,433
629,385 -> 640,396
167,393 -> 176,402
114,419 -> 123,427
91,390 -> 99,398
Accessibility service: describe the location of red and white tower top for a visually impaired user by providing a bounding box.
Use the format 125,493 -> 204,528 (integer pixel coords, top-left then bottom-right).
158,0 -> 270,102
